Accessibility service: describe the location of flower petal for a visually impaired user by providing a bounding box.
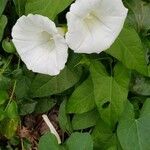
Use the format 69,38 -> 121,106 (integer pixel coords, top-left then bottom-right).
66,0 -> 128,53
12,14 -> 68,76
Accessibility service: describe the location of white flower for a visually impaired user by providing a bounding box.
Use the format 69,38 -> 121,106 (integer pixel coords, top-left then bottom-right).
66,0 -> 128,54
12,14 -> 68,76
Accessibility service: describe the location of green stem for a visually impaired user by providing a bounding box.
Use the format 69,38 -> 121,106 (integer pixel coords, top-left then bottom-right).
5,80 -> 17,111
0,55 -> 13,75
5,58 -> 20,111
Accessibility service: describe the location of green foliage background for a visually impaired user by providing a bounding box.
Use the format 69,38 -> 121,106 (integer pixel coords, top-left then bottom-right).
0,0 -> 150,149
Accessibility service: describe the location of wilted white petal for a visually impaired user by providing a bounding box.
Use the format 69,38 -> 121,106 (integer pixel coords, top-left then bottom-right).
42,114 -> 61,144
12,14 -> 68,75
66,0 -> 128,53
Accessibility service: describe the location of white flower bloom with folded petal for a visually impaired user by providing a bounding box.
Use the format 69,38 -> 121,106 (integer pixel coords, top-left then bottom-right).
12,14 -> 68,76
66,0 -> 128,54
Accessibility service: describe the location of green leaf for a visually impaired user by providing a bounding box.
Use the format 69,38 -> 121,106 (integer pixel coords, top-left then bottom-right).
72,109 -> 99,130
129,97 -> 145,119
0,90 -> 8,105
30,66 -> 81,98
92,119 -> 117,150
0,15 -> 7,41
130,75 -> 150,96
117,99 -> 150,150
0,108 -> 5,121
6,101 -> 18,119
90,61 -> 130,128
125,0 -> 150,32
25,0 -> 73,20
15,76 -> 31,99
19,99 -> 37,115
0,0 -> 8,16
9,136 -> 20,146
106,27 -> 148,76
66,132 -> 93,150
38,132 -> 60,150
2,38 -> 16,53
107,145 -> 123,150
58,100 -> 73,134
13,0 -> 27,16
67,76 -> 95,114
0,75 -> 10,90
35,98 -> 56,114
23,139 -> 32,150
0,117 -> 19,139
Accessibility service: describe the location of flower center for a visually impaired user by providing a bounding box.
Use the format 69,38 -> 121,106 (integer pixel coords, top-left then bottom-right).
84,12 -> 100,30
85,13 -> 94,20
41,31 -> 53,42
84,12 -> 100,25
38,31 -> 55,51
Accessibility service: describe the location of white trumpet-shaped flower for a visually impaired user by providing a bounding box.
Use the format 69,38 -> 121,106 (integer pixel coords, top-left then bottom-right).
66,0 -> 128,53
12,14 -> 68,75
